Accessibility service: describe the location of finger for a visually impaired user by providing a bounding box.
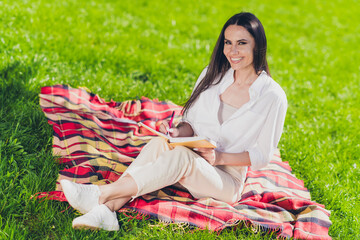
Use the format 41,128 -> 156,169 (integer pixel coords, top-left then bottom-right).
162,121 -> 170,129
193,149 -> 206,155
158,124 -> 166,134
163,121 -> 170,132
193,148 -> 202,156
169,128 -> 179,137
159,121 -> 170,134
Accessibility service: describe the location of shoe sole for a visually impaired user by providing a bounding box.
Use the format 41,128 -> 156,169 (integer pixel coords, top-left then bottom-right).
72,223 -> 101,231
73,223 -> 119,231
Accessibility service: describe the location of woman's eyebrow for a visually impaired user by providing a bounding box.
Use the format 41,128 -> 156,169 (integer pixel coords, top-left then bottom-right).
224,38 -> 248,42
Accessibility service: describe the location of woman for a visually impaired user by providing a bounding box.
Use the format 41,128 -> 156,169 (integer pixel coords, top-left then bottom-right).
60,12 -> 287,231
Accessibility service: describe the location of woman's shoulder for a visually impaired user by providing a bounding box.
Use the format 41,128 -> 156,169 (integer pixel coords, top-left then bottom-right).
261,72 -> 287,105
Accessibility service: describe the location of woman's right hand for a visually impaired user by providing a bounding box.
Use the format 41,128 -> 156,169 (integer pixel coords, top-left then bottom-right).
158,121 -> 194,138
158,121 -> 180,137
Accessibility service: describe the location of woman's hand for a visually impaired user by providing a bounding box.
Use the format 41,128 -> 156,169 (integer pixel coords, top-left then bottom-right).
158,121 -> 194,138
158,121 -> 180,137
194,148 -> 218,166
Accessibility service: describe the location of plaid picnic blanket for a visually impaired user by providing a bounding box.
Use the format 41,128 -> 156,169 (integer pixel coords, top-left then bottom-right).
36,85 -> 331,239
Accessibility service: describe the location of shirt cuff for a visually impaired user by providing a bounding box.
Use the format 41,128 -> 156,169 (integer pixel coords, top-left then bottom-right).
247,146 -> 267,171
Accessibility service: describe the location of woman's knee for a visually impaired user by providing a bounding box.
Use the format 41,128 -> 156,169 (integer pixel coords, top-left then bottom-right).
172,146 -> 195,158
161,146 -> 195,165
173,145 -> 189,152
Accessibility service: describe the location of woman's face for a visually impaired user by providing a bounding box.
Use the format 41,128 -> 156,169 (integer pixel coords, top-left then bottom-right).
223,25 -> 255,72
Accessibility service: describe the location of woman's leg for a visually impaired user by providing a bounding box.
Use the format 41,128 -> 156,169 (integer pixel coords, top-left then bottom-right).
97,137 -> 172,206
61,137 -> 171,214
124,145 -> 243,204
68,138 -> 242,231
68,137 -> 172,230
104,197 -> 131,212
99,174 -> 137,205
65,136 -> 241,215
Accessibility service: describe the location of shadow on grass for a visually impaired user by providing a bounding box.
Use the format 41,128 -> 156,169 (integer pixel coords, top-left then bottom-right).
0,60 -> 52,153
0,61 -> 65,238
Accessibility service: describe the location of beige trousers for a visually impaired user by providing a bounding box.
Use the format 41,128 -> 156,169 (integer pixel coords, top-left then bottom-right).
124,137 -> 243,204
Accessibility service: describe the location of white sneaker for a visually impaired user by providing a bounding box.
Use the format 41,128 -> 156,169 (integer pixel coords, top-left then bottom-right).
60,179 -> 101,214
72,204 -> 119,231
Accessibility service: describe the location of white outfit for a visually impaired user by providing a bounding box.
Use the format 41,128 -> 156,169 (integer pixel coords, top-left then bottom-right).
125,137 -> 242,203
183,67 -> 287,182
125,67 -> 287,204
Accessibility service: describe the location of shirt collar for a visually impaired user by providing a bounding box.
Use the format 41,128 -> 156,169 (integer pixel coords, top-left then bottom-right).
218,68 -> 235,94
249,70 -> 268,99
219,69 -> 269,99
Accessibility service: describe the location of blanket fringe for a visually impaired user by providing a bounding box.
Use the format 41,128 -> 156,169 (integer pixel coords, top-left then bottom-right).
119,208 -> 151,221
119,208 -> 194,230
149,221 -> 190,231
119,208 -> 284,238
215,219 -> 287,239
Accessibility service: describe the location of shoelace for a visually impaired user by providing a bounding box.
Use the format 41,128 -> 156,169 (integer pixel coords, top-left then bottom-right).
75,183 -> 100,194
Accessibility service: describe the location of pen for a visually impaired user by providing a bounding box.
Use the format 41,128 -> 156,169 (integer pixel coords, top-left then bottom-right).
167,111 -> 175,135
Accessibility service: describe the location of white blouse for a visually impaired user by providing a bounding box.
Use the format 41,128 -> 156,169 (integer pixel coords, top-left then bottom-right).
183,67 -> 287,182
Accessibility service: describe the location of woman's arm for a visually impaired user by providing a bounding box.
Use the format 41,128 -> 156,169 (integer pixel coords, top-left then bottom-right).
215,151 -> 251,166
194,148 -> 251,166
246,96 -> 287,170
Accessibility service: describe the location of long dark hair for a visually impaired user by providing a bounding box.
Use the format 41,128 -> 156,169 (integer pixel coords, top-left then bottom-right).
182,12 -> 269,114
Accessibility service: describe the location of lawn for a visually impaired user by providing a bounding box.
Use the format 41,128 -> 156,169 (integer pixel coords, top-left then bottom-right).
0,0 -> 359,239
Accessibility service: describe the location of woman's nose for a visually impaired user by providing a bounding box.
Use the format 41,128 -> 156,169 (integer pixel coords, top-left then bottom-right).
231,45 -> 238,54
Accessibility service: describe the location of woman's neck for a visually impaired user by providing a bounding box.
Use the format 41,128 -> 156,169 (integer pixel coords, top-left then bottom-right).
233,68 -> 258,86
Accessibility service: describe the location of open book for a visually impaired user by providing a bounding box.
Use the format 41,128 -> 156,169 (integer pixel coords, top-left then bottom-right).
138,122 -> 217,149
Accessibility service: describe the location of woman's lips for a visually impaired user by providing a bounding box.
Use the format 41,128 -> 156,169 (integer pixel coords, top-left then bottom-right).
230,57 -> 243,64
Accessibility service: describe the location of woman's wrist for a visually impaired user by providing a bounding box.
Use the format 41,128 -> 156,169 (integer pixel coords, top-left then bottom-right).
214,150 -> 222,165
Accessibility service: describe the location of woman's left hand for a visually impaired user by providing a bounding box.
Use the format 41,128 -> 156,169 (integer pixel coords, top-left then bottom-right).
193,148 -> 218,166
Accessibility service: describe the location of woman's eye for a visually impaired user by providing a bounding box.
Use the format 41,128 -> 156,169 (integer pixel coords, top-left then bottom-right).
224,41 -> 231,45
238,42 -> 246,45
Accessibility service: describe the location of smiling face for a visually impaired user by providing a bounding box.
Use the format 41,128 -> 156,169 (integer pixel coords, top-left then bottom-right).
223,25 -> 256,73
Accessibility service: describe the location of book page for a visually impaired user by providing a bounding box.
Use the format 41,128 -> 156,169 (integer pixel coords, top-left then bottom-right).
138,122 -> 216,148
168,136 -> 205,142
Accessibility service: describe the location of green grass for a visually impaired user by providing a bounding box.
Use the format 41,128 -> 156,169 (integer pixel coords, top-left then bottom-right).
1,0 -> 359,239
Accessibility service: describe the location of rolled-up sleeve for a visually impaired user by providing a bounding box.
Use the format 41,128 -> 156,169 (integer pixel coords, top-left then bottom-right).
247,95 -> 287,170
